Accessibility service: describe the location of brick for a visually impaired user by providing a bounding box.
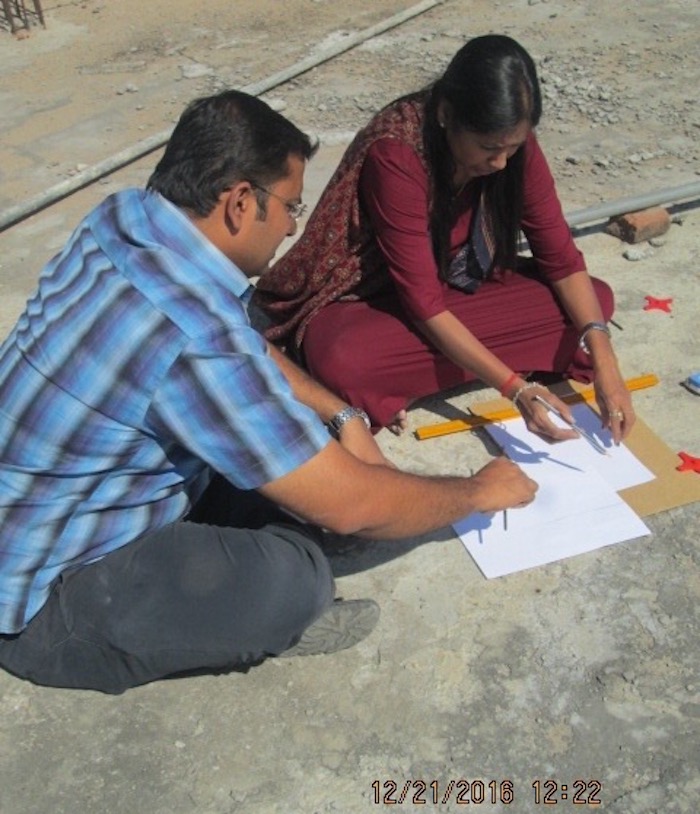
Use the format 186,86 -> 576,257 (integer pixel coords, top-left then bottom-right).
605,206 -> 671,244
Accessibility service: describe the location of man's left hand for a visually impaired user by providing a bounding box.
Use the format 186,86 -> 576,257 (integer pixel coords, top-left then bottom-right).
336,420 -> 396,468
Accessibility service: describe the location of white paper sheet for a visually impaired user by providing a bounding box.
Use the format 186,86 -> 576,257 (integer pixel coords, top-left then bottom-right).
454,405 -> 653,578
487,403 -> 655,491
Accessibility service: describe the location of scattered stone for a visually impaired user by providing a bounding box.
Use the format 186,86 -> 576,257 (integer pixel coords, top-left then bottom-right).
265,98 -> 287,112
623,246 -> 651,261
180,63 -> 213,80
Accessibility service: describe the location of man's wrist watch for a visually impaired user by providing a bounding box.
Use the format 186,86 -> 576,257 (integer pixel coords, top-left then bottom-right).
327,406 -> 371,438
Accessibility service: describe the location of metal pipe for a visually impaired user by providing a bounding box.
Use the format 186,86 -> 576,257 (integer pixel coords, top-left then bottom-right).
0,0 -> 442,233
243,0 -> 442,97
565,180 -> 700,228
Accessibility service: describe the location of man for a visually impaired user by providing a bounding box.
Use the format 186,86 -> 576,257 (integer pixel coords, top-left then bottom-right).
0,91 -> 536,694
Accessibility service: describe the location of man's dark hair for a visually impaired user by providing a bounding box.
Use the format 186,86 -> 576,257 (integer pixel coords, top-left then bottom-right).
147,90 -> 317,217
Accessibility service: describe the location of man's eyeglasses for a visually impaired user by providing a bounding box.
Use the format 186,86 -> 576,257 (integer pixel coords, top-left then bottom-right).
250,181 -> 307,222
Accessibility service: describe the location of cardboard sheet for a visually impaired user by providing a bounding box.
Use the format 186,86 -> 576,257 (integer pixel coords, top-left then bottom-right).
468,390 -> 700,518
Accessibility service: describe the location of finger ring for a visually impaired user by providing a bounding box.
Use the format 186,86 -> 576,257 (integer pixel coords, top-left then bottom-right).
612,410 -> 624,419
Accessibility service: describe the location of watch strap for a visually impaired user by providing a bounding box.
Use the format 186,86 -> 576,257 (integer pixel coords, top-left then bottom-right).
327,406 -> 371,437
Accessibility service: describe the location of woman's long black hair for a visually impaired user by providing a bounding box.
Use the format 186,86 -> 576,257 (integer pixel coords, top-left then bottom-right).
422,35 -> 542,276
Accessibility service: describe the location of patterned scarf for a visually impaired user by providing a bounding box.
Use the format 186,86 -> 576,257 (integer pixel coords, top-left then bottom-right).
252,93 -> 495,347
252,95 -> 426,348
443,193 -> 496,294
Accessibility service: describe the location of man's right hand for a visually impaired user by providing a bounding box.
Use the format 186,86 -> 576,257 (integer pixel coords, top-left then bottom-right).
260,444 -> 538,541
468,457 -> 538,514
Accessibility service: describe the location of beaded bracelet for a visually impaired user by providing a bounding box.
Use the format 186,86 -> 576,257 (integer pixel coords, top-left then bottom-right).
511,381 -> 541,407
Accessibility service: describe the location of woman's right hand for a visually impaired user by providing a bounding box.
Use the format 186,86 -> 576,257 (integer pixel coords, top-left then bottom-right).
469,456 -> 538,513
419,313 -> 577,443
512,383 -> 579,442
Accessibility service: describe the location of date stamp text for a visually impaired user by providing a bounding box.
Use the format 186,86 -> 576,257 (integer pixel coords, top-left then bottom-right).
371,778 -> 602,805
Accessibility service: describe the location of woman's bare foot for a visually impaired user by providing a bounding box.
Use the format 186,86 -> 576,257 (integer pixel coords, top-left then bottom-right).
387,409 -> 408,436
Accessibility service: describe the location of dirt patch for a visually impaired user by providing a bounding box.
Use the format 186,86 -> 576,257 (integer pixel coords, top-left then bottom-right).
1,0 -> 698,215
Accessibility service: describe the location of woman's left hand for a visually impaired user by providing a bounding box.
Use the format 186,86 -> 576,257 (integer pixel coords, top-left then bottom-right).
593,364 -> 635,444
549,272 -> 636,445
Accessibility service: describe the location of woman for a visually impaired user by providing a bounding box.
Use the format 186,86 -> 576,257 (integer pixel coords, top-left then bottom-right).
253,34 -> 634,442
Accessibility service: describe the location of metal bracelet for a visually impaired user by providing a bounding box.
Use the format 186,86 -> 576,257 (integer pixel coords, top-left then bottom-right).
579,321 -> 611,354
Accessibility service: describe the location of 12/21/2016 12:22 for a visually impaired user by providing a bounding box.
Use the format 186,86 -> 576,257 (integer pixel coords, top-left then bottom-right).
371,777 -> 602,805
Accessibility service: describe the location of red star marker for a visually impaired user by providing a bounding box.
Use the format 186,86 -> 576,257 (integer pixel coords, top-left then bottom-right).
643,295 -> 673,313
676,451 -> 700,474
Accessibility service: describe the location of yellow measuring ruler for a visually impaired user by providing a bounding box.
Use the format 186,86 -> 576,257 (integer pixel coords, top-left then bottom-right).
414,373 -> 659,440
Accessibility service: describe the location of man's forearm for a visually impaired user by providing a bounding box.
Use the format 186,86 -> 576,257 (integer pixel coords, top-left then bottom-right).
268,343 -> 392,466
260,446 -> 538,539
268,343 -> 347,423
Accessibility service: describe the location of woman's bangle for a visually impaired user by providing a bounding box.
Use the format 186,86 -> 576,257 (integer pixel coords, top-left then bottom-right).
499,371 -> 520,398
511,381 -> 541,407
579,321 -> 611,355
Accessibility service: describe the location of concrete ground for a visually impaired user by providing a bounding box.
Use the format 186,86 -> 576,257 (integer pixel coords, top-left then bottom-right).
1,3 -> 700,813
2,146 -> 699,814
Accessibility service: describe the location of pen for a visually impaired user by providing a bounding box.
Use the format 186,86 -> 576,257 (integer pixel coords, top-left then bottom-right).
532,395 -> 609,456
469,468 -> 484,543
488,432 -> 509,531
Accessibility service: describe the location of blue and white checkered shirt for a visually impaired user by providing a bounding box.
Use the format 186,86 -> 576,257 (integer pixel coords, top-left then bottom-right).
0,189 -> 330,633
